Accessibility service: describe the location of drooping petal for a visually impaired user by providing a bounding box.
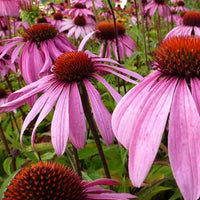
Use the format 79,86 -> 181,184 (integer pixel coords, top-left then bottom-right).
128,77 -> 177,187
85,178 -> 120,188
0,40 -> 21,59
86,193 -> 136,200
31,83 -> 64,150
84,79 -> 114,145
96,67 -> 138,85
94,63 -> 143,81
112,71 -> 161,149
191,77 -> 200,114
0,77 -> 54,113
78,30 -> 95,51
51,85 -> 70,156
69,83 -> 86,149
20,84 -> 59,146
11,43 -> 25,63
168,79 -> 200,200
92,74 -> 122,103
39,42 -> 52,74
7,74 -> 54,102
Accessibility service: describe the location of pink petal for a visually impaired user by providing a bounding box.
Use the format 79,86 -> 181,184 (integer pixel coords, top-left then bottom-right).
84,79 -> 114,145
20,84 -> 59,146
191,77 -> 200,114
0,40 -> 20,59
39,42 -> 52,74
96,67 -> 138,84
128,77 -> 177,187
31,83 -> 64,149
78,31 -> 95,51
0,78 -> 54,113
94,63 -> 143,81
11,43 -> 24,63
92,74 -> 122,103
86,193 -> 136,200
69,83 -> 86,149
85,178 -> 120,188
51,85 -> 70,156
112,71 -> 161,149
168,79 -> 200,200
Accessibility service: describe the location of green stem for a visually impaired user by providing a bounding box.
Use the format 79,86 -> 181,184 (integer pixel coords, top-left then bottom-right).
80,83 -> 111,179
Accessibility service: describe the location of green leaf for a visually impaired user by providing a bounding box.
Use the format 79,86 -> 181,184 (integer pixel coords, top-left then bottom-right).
3,157 -> 12,176
0,170 -> 20,199
169,189 -> 183,200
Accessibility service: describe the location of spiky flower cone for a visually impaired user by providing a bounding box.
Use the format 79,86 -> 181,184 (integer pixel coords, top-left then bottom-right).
3,162 -> 86,200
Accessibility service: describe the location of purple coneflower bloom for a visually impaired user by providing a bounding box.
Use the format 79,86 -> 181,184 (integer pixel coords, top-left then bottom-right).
0,23 -> 75,84
45,12 -> 65,31
112,36 -> 200,200
63,2 -> 94,18
144,0 -> 170,17
0,0 -> 21,17
174,0 -> 189,12
60,15 -> 96,40
71,0 -> 104,9
82,21 -> 135,60
0,51 -> 16,78
3,162 -> 135,200
0,87 -> 9,106
165,11 -> 200,39
0,49 -> 142,156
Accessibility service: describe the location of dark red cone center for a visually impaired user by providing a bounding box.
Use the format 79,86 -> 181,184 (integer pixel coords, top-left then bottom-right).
53,51 -> 94,82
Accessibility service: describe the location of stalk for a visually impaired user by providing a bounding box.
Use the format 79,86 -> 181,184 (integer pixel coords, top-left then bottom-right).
138,0 -> 149,71
79,82 -> 111,179
72,145 -> 82,178
0,123 -> 16,171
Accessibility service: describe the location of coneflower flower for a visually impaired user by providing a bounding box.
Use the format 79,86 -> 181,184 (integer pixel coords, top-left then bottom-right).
174,0 -> 189,12
144,0 -> 170,17
0,52 -> 16,78
0,23 -> 75,84
63,3 -> 94,18
0,0 -> 20,17
3,162 -> 135,200
71,0 -> 104,9
0,50 -> 142,156
60,15 -> 96,40
82,21 -> 135,60
45,12 -> 65,31
112,36 -> 200,200
165,11 -> 200,38
0,87 -> 8,105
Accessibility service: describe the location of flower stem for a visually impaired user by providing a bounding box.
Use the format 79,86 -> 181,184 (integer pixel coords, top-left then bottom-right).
72,145 -> 82,178
80,83 -> 111,179
138,0 -> 149,71
5,75 -> 26,120
0,123 -> 16,171
107,0 -> 121,63
6,16 -> 12,38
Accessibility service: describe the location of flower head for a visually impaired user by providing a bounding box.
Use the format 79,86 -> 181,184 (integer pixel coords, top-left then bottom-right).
71,0 -> 104,9
63,2 -> 94,18
3,162 -> 135,200
0,23 -> 75,84
60,15 -> 96,40
112,36 -> 200,200
153,36 -> 200,79
165,11 -> 200,38
144,0 -> 170,17
0,49 -> 142,156
3,162 -> 86,200
82,21 -> 135,60
23,23 -> 58,43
